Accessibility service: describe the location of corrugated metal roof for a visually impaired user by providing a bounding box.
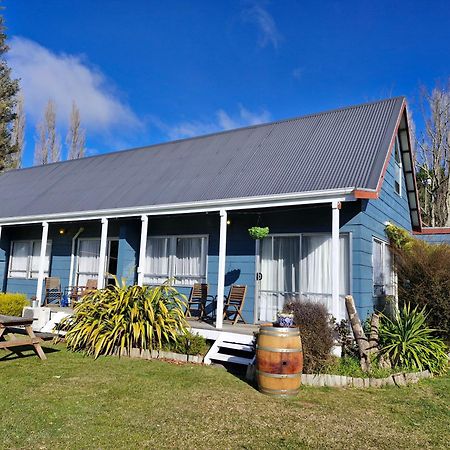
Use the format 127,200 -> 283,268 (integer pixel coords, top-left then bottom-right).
0,97 -> 404,220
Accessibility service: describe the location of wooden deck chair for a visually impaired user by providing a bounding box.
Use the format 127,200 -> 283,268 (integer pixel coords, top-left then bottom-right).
186,283 -> 208,319
43,277 -> 63,306
69,279 -> 98,305
223,285 -> 247,325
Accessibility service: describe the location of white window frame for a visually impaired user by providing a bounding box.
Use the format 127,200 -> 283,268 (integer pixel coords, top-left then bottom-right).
8,239 -> 52,279
144,234 -> 208,286
394,135 -> 403,196
372,237 -> 395,297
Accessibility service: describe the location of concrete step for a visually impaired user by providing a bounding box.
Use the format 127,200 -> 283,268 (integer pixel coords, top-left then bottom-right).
217,341 -> 254,351
209,353 -> 254,365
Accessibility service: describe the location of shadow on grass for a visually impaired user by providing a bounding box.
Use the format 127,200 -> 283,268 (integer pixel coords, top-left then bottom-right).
0,345 -> 60,361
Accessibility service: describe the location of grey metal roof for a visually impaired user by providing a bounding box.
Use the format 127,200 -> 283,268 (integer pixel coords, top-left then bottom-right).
0,97 -> 404,220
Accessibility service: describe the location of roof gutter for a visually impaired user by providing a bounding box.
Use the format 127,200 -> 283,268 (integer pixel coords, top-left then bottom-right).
0,188 -> 356,226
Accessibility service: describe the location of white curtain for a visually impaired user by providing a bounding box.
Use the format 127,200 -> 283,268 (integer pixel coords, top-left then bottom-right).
30,241 -> 51,278
259,236 -> 300,322
301,234 -> 349,318
9,241 -> 29,278
174,237 -> 206,285
373,239 -> 393,297
77,239 -> 100,286
144,237 -> 170,285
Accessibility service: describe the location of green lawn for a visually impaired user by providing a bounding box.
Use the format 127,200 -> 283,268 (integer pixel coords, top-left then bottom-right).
0,345 -> 449,450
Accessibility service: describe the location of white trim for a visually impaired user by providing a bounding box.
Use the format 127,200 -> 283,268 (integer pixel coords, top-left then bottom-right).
137,215 -> 148,286
97,218 -> 109,289
0,189 -> 355,226
36,222 -> 49,304
331,201 -> 340,320
216,209 -> 227,329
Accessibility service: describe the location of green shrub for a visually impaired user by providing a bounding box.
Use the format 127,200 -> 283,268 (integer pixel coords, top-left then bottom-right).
167,331 -> 209,356
379,304 -> 448,375
283,299 -> 334,373
324,356 -> 393,379
60,280 -> 188,358
0,293 -> 29,316
394,239 -> 450,341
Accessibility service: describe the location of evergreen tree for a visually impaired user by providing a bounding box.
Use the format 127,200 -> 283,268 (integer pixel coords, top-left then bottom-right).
0,10 -> 20,173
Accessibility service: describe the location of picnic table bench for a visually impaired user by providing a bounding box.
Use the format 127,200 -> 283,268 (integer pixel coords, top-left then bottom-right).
0,314 -> 47,360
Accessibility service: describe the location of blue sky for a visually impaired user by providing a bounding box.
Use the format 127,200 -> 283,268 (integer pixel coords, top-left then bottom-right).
5,0 -> 450,167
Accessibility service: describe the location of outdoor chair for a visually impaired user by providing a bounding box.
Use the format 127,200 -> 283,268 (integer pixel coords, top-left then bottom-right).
185,283 -> 209,319
43,277 -> 63,306
223,285 -> 247,325
69,278 -> 98,306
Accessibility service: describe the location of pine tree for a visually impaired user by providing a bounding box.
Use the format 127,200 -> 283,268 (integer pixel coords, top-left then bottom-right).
66,101 -> 85,160
0,10 -> 20,173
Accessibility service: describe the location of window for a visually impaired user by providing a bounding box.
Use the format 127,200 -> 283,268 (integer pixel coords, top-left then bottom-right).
394,135 -> 402,196
144,235 -> 208,286
372,238 -> 393,297
8,240 -> 51,279
76,239 -> 101,286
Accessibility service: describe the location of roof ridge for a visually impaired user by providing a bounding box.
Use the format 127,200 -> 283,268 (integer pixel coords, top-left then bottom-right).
2,96 -> 405,175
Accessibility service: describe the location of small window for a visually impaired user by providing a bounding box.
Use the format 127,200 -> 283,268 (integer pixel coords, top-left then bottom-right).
8,240 -> 51,279
394,135 -> 402,196
372,238 -> 393,297
144,235 -> 208,286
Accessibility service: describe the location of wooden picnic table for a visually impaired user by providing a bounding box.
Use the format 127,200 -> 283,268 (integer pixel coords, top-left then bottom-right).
0,314 -> 47,360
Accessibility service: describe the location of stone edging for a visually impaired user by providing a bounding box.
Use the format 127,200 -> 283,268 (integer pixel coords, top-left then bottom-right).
114,347 -> 204,364
301,370 -> 432,388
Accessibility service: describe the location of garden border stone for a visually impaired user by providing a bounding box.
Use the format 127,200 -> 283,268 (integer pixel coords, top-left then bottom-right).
300,370 -> 431,388
113,346 -> 205,364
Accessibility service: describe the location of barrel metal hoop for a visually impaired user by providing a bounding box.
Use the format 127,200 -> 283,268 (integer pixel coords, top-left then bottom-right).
259,330 -> 301,337
259,386 -> 299,396
256,345 -> 302,353
256,370 -> 300,379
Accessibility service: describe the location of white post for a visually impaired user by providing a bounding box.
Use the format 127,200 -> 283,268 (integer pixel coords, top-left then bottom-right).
36,221 -> 49,305
331,201 -> 341,321
97,218 -> 109,289
215,209 -> 228,329
137,215 -> 148,286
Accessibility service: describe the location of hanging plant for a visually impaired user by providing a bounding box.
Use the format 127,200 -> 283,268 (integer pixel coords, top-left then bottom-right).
248,226 -> 270,240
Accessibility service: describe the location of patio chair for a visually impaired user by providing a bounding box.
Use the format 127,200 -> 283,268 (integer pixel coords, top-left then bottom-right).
185,283 -> 209,319
223,285 -> 247,325
69,279 -> 98,306
43,277 -> 63,306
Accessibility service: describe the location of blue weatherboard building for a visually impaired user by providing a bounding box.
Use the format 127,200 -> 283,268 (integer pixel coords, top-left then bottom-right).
0,97 -> 446,326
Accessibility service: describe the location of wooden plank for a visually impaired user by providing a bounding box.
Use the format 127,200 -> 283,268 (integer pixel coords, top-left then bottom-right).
0,315 -> 34,326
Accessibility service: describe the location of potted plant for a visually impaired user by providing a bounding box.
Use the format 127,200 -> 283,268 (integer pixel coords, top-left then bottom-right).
276,312 -> 295,327
248,226 -> 270,240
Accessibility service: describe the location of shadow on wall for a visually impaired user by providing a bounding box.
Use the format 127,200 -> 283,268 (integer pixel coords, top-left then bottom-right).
225,269 -> 241,286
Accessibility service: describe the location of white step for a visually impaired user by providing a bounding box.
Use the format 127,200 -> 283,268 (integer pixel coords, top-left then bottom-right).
208,353 -> 254,365
217,341 -> 253,351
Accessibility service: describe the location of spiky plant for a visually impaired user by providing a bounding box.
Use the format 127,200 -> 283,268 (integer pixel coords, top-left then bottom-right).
379,304 -> 448,375
60,279 -> 188,358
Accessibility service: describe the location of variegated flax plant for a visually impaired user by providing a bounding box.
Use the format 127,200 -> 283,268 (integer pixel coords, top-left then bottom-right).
58,278 -> 188,358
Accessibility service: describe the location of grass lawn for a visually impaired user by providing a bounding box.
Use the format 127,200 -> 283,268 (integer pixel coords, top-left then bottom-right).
0,344 -> 449,450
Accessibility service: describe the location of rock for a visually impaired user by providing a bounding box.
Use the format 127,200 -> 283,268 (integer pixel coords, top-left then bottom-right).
352,377 -> 364,388
392,373 -> 406,387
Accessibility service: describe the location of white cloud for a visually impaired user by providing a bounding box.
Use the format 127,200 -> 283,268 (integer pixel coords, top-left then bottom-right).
156,105 -> 271,140
8,37 -> 141,134
242,1 -> 282,49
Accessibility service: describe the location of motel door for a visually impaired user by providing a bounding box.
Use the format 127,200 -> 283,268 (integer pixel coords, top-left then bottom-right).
256,235 -> 301,322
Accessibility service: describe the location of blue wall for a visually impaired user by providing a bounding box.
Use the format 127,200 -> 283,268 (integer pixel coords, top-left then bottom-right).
343,145 -> 413,319
416,232 -> 450,244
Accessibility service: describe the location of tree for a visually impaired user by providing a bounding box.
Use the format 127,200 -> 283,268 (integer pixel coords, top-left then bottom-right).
0,10 -> 20,173
66,101 -> 85,160
416,81 -> 450,227
10,93 -> 25,168
34,99 -> 61,165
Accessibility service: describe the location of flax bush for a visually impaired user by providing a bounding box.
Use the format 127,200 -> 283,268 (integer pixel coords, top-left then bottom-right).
0,293 -> 29,316
60,280 -> 188,358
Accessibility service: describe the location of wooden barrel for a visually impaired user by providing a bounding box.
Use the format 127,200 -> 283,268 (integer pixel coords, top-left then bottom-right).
256,325 -> 303,397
